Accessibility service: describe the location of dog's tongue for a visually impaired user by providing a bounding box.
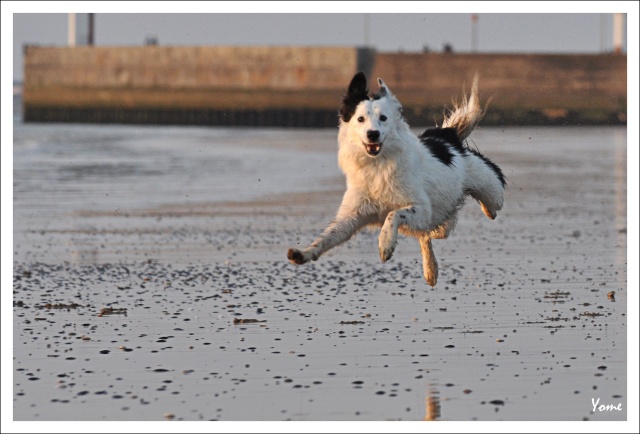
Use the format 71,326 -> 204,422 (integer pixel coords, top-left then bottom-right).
366,143 -> 381,155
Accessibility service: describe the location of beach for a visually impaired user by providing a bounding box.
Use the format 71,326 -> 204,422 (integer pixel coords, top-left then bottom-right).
12,123 -> 627,421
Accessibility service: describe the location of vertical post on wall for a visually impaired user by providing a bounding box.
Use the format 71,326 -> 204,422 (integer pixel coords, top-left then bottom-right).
88,13 -> 95,45
68,13 -> 93,46
68,13 -> 76,47
613,13 -> 624,54
471,14 -> 478,53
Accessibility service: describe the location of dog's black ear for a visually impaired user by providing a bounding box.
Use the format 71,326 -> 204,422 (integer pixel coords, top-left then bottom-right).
340,72 -> 369,122
348,72 -> 368,99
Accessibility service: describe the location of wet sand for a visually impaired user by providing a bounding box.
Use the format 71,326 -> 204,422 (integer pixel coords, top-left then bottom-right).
11,124 -> 629,421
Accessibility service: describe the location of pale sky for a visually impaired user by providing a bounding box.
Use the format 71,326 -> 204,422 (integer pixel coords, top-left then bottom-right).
9,10 -> 631,82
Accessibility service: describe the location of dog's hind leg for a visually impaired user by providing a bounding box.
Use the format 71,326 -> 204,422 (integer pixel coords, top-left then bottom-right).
429,214 -> 457,240
288,214 -> 370,265
464,152 -> 506,220
470,188 -> 502,220
418,234 -> 438,287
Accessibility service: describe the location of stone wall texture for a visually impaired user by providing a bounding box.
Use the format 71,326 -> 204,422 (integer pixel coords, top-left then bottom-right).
23,45 -> 627,126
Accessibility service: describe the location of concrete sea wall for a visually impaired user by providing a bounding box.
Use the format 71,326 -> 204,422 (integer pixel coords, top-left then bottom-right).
371,52 -> 627,126
23,45 -> 626,127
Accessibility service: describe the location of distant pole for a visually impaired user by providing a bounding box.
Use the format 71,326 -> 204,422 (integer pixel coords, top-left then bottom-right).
613,13 -> 624,54
68,13 -> 76,47
471,14 -> 478,53
88,13 -> 94,45
68,14 -> 93,46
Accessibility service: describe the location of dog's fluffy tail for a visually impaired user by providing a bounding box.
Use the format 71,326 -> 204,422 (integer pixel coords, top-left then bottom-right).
441,74 -> 484,141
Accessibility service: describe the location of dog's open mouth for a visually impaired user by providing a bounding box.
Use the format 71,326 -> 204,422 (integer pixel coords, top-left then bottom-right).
364,142 -> 382,156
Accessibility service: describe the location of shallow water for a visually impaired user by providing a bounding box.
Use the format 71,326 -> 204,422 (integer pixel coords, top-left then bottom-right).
12,122 -> 628,421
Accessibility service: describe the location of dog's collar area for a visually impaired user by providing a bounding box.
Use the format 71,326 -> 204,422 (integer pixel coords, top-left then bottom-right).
364,142 -> 382,156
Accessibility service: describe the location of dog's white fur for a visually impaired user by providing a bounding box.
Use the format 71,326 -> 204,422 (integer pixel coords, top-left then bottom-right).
287,72 -> 505,286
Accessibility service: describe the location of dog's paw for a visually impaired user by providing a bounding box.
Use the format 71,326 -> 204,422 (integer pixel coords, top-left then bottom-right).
480,202 -> 497,220
379,247 -> 394,262
378,226 -> 397,262
424,269 -> 438,287
287,248 -> 308,265
379,215 -> 399,262
378,233 -> 396,262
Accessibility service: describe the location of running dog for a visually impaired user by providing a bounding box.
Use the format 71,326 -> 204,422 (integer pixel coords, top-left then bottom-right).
287,72 -> 505,286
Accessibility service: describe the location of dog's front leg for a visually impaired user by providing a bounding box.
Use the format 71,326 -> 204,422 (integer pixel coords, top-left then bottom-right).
418,234 -> 438,287
379,204 -> 431,262
288,215 -> 369,265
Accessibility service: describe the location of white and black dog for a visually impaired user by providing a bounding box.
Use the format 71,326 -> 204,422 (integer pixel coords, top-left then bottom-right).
287,72 -> 505,286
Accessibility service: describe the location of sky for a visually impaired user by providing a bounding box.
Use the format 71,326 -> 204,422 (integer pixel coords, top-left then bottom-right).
8,6 -> 634,82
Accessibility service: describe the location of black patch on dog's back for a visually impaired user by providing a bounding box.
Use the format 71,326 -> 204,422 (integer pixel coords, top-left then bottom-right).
420,127 -> 506,187
420,128 -> 466,152
419,128 -> 465,167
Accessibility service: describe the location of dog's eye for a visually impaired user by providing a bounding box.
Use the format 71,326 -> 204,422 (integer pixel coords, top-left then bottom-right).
380,115 -> 387,122
357,116 -> 364,123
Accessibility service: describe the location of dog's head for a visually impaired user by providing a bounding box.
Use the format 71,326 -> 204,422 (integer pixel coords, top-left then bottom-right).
339,72 -> 402,158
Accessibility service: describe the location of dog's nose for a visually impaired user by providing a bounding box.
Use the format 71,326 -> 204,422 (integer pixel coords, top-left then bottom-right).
367,130 -> 380,142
